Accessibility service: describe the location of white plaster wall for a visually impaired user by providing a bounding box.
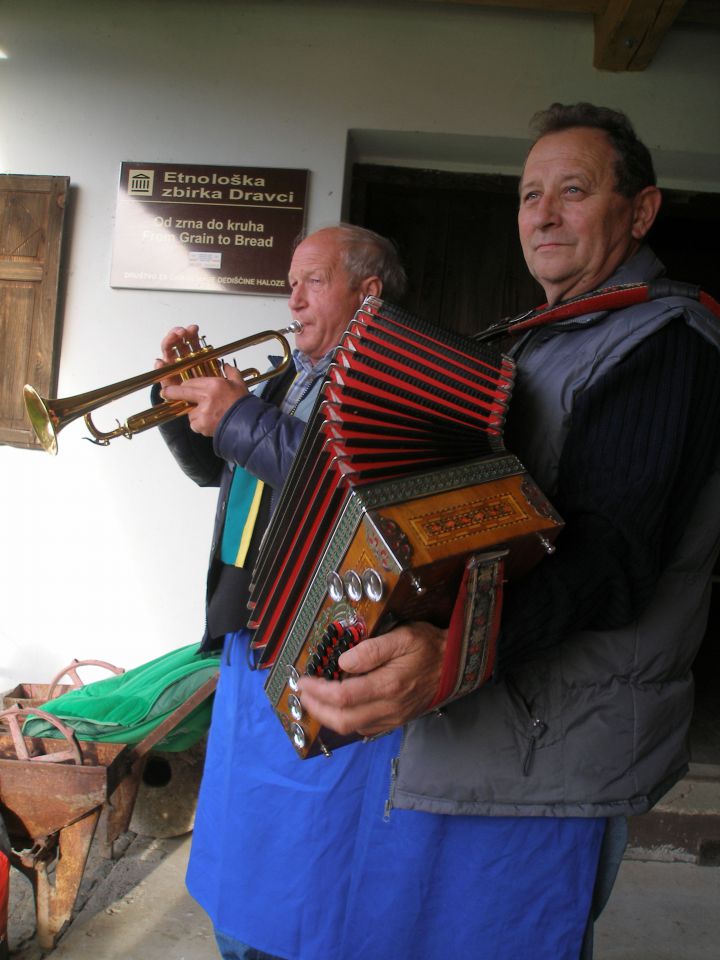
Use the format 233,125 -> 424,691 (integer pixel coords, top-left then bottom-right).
1,0 -> 718,689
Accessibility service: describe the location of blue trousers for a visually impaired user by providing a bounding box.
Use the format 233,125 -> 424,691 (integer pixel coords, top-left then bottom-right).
215,930 -> 284,960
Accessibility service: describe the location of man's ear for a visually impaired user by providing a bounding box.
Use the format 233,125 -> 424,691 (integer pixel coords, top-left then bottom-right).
631,185 -> 662,240
358,275 -> 382,301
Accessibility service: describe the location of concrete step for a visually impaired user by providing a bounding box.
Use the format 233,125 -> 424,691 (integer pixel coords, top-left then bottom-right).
627,763 -> 720,865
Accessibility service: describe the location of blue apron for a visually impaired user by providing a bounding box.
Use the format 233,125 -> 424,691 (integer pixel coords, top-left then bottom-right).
186,631 -> 604,960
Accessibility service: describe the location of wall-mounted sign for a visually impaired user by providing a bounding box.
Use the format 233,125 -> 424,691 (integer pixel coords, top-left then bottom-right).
110,162 -> 308,296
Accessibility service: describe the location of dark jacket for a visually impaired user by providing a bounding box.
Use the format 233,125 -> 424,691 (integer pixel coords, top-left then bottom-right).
156,362 -> 325,649
391,247 -> 720,817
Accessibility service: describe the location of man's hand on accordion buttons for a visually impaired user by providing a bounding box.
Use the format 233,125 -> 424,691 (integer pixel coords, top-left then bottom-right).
297,621 -> 447,738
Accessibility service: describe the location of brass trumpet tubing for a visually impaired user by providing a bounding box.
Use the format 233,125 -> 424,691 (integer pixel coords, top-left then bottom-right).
178,343 -> 223,380
82,346 -> 226,445
23,322 -> 301,454
83,398 -> 194,445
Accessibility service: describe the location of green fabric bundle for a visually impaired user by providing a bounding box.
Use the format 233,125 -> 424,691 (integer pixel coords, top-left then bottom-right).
21,643 -> 220,751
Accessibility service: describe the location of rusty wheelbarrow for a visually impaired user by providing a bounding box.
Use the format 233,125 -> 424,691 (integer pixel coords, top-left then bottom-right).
2,658 -> 126,711
0,670 -> 217,950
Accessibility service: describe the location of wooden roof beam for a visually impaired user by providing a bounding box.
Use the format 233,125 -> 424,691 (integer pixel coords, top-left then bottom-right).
410,1 -> 718,70
593,0 -> 689,70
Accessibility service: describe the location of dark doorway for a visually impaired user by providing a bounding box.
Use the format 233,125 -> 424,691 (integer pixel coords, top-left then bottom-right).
349,164 -> 543,335
651,189 -> 720,304
350,162 -> 720,766
349,163 -> 720,327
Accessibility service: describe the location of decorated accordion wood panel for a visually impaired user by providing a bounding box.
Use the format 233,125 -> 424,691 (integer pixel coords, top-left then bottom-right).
247,297 -> 563,758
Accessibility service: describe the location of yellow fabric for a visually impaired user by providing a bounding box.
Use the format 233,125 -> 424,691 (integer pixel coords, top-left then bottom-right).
234,479 -> 265,567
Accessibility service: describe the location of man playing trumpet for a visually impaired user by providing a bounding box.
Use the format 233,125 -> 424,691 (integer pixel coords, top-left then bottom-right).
155,224 -> 407,960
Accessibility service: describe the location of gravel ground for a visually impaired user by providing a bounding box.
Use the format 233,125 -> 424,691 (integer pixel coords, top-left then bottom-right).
7,831 -> 178,958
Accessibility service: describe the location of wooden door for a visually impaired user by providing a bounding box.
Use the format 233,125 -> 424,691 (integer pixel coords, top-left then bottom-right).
0,175 -> 69,449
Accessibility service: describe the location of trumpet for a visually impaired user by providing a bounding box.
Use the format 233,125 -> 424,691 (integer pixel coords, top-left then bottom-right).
24,322 -> 302,455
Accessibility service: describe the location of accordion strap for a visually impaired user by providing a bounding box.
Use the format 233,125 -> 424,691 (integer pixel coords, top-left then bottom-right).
428,552 -> 505,710
438,280 -> 720,706
477,280 -> 720,343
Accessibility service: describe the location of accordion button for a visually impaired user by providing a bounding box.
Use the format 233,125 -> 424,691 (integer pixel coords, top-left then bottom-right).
362,569 -> 384,602
288,694 -> 303,720
291,722 -> 306,749
345,624 -> 365,645
286,665 -> 300,691
327,572 -> 344,602
343,570 -> 363,602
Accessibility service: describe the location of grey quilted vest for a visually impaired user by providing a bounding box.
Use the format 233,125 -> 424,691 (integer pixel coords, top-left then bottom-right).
391,247 -> 720,818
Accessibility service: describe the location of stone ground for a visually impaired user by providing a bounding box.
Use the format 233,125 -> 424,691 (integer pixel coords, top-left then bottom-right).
7,831 -> 720,960
7,831 -> 177,959
5,762 -> 720,958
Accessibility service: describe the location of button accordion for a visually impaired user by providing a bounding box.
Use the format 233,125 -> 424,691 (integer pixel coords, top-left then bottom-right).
248,297 -> 562,758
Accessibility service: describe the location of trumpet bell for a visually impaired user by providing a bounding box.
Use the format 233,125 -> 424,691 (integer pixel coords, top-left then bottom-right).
23,321 -> 301,455
23,385 -> 59,456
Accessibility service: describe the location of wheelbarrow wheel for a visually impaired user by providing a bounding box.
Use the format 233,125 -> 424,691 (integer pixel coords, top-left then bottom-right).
45,658 -> 125,702
0,705 -> 82,764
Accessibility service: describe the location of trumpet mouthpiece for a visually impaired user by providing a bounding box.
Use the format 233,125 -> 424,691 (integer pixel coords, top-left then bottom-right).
287,320 -> 303,334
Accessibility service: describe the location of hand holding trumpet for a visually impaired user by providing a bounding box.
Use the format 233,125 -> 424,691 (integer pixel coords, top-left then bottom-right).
155,325 -> 249,437
156,324 -> 202,386
23,322 -> 299,454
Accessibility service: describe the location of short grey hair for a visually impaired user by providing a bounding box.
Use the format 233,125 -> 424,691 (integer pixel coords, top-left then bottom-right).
296,223 -> 407,303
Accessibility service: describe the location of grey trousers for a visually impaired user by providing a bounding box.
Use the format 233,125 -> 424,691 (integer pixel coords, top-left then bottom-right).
579,816 -> 629,959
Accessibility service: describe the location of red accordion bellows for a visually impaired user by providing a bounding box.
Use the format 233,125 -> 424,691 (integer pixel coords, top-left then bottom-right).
247,296 -> 562,758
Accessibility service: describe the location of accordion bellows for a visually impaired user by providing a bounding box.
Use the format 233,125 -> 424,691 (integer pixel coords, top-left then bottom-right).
248,297 -> 563,758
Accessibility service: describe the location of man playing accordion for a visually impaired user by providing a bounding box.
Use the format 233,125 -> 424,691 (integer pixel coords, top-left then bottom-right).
161,105 -> 720,960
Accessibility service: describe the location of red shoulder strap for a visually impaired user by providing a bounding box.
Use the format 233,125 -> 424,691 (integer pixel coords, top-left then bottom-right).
478,281 -> 720,342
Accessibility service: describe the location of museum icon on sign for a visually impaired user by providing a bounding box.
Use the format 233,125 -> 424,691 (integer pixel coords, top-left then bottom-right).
127,170 -> 155,197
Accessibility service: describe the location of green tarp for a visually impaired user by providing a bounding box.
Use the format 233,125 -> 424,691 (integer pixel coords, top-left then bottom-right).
21,643 -> 220,752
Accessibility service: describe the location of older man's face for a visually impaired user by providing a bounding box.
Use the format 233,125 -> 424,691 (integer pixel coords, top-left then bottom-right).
288,230 -> 375,364
518,127 -> 657,305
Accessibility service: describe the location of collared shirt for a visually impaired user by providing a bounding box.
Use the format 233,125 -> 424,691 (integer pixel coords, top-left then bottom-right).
281,347 -> 335,415
220,347 -> 332,569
